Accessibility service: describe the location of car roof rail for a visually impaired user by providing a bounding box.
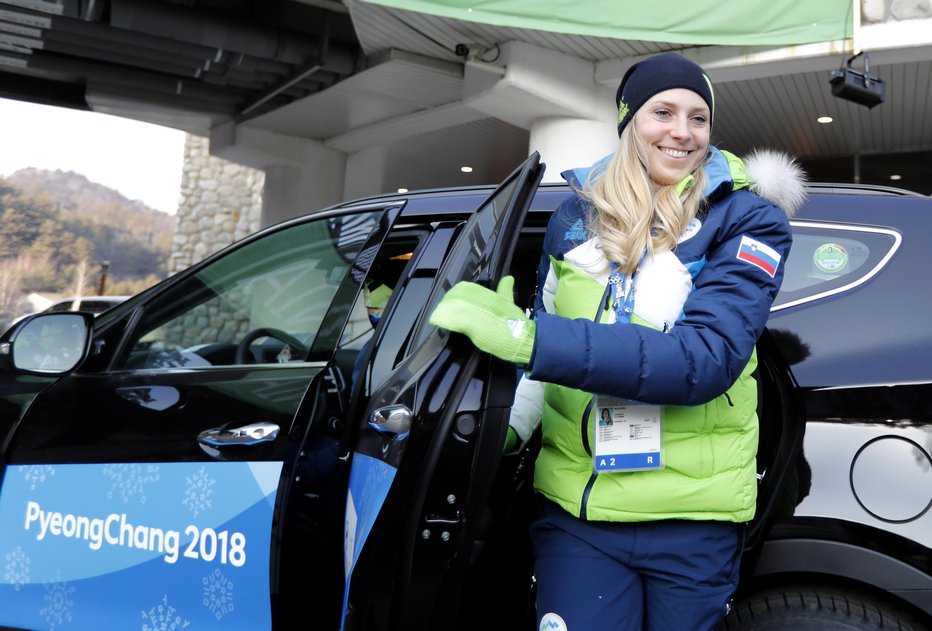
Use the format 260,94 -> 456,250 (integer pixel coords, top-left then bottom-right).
806,182 -> 926,197
333,180 -> 926,210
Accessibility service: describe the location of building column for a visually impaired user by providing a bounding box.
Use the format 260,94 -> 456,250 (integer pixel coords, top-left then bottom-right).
210,122 -> 347,228
463,42 -> 618,181
529,116 -> 618,182
260,153 -> 346,228
343,146 -> 390,201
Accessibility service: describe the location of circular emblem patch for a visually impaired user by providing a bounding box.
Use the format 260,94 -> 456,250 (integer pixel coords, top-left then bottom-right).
813,242 -> 848,273
540,612 -> 567,630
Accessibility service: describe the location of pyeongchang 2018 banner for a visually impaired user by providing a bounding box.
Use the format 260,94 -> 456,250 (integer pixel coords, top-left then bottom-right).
0,461 -> 282,630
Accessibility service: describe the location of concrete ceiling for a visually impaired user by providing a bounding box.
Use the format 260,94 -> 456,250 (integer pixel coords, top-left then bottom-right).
0,0 -> 363,129
2,0 -> 932,194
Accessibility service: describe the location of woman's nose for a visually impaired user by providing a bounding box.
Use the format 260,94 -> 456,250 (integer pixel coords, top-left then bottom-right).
669,116 -> 690,140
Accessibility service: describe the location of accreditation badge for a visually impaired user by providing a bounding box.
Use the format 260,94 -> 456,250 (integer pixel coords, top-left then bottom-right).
593,396 -> 663,473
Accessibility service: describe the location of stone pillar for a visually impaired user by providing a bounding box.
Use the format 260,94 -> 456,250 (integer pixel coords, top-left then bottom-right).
169,134 -> 264,274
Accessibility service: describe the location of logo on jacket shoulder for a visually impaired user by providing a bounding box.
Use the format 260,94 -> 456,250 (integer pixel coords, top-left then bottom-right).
736,235 -> 781,278
564,219 -> 586,241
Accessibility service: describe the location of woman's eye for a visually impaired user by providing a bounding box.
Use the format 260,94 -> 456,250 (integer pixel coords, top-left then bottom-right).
692,115 -> 708,124
654,109 -> 671,118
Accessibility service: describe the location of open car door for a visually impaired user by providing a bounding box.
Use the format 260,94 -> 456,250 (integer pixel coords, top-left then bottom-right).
0,205 -> 402,630
341,153 -> 544,630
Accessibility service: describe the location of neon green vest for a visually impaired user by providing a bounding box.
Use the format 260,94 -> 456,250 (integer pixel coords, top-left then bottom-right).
533,259 -> 759,522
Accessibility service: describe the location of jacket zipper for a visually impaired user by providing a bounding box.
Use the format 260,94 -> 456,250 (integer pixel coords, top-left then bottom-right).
579,473 -> 598,520
580,285 -> 608,460
579,283 -> 613,520
580,397 -> 594,456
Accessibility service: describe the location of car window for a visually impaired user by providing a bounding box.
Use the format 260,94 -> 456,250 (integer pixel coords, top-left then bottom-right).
339,294 -> 374,352
774,221 -> 900,311
408,174 -> 524,351
114,210 -> 381,369
338,232 -> 427,391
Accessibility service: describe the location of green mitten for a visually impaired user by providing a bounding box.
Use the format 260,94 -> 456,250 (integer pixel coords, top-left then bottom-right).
429,276 -> 535,365
503,427 -> 519,453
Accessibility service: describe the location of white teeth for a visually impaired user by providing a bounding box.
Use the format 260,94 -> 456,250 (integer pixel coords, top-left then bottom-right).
661,148 -> 688,158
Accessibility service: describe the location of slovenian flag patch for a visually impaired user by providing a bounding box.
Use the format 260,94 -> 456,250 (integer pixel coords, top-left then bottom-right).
736,235 -> 780,277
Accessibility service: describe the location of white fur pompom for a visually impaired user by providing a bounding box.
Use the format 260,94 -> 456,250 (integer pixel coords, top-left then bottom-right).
745,150 -> 807,217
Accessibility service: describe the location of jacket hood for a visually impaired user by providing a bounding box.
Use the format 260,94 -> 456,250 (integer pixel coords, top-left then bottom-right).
743,149 -> 807,217
561,146 -> 806,217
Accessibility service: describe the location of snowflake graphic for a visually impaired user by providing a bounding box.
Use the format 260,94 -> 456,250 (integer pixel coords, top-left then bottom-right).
3,546 -> 30,590
141,594 -> 191,631
103,463 -> 161,503
202,568 -> 235,620
39,576 -> 75,630
181,466 -> 215,518
20,465 -> 55,491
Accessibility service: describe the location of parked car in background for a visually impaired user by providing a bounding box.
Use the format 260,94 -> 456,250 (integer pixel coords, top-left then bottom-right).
0,155 -> 929,630
3,295 -> 130,335
42,295 -> 130,316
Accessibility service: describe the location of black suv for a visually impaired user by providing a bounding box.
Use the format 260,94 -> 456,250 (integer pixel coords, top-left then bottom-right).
0,155 -> 929,630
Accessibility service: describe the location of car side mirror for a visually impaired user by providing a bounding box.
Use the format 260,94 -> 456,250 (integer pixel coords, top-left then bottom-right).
1,312 -> 95,374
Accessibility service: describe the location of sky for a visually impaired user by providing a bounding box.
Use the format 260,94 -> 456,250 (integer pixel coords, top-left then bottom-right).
0,98 -> 187,215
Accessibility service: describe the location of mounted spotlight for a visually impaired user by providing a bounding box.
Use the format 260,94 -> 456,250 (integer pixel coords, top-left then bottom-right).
829,52 -> 885,108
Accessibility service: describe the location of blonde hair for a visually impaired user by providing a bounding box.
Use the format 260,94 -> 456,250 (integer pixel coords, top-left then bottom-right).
582,123 -> 708,276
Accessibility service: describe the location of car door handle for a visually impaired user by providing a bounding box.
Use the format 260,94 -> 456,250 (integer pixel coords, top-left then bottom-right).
197,422 -> 280,447
368,404 -> 412,438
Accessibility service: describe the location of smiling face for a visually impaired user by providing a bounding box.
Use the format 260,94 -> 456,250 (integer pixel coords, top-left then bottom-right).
633,88 -> 711,187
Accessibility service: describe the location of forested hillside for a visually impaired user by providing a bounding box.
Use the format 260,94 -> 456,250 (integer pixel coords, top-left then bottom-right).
0,168 -> 176,326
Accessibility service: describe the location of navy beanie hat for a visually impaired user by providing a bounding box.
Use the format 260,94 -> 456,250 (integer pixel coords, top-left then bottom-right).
616,52 -> 714,137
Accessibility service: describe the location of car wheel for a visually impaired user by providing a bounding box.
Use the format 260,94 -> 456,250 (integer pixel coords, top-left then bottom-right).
720,584 -> 926,630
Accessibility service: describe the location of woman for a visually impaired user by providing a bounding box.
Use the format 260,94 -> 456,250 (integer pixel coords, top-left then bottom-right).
431,52 -> 805,630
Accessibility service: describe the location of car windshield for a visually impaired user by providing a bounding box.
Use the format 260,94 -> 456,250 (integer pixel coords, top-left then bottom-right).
114,210 -> 382,369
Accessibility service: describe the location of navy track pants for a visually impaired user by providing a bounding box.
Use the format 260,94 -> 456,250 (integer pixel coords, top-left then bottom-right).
530,499 -> 743,631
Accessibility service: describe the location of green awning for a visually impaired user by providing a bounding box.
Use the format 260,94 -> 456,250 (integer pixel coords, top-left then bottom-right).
361,0 -> 854,46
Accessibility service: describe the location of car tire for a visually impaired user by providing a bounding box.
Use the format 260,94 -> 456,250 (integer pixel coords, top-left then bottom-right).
720,584 -> 927,631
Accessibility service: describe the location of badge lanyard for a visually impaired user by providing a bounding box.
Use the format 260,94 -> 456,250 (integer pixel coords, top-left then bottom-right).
607,249 -> 648,324
607,262 -> 636,324
593,252 -> 664,473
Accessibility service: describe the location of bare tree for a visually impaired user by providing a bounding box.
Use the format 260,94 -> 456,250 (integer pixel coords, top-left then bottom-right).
70,259 -> 90,301
0,255 -> 30,329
